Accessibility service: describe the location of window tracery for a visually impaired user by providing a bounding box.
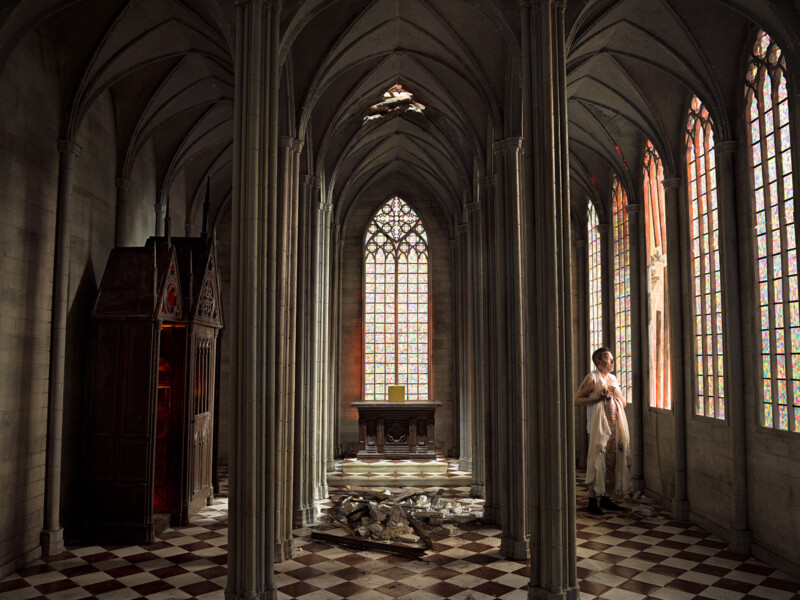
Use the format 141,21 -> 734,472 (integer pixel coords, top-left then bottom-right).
588,201 -> 603,358
364,197 -> 429,401
747,31 -> 799,432
612,178 -> 632,402
644,141 -> 671,410
686,96 -> 725,419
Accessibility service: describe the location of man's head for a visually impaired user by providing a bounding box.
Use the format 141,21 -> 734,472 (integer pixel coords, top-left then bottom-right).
592,347 -> 614,372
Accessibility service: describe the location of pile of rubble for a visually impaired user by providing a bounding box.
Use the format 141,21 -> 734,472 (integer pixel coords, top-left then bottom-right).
315,486 -> 483,557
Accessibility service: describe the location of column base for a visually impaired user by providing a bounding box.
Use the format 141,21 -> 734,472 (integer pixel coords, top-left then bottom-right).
482,505 -> 501,525
499,536 -> 529,560
632,477 -> 644,493
458,457 -> 472,472
302,505 -> 318,526
672,498 -> 689,521
225,586 -> 277,600
274,539 -> 293,563
40,528 -> 65,556
529,585 -> 581,600
470,483 -> 485,498
729,528 -> 752,554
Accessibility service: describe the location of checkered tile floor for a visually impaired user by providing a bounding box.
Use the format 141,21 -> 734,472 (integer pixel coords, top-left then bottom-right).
1,471 -> 799,599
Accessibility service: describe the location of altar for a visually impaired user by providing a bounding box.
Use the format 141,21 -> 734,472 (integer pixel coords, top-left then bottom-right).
351,401 -> 442,459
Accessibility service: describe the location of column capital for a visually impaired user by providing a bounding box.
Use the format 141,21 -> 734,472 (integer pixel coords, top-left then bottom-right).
596,223 -> 610,234
303,174 -> 320,190
492,137 -> 523,156
715,140 -> 738,156
115,177 -> 133,190
279,135 -> 303,153
455,223 -> 468,236
662,177 -> 682,190
57,140 -> 81,156
319,200 -> 332,215
478,174 -> 496,188
626,203 -> 643,214
574,238 -> 586,248
466,201 -> 481,214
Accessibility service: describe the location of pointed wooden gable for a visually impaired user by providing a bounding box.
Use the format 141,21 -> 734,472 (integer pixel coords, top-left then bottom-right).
170,236 -> 223,328
93,242 -> 184,321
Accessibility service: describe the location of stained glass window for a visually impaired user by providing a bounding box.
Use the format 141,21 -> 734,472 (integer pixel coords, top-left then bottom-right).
612,178 -> 632,402
686,96 -> 725,419
644,141 -> 671,409
747,31 -> 799,432
364,197 -> 429,401
588,201 -> 603,357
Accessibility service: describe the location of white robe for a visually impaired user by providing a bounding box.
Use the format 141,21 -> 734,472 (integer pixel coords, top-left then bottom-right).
585,371 -> 632,497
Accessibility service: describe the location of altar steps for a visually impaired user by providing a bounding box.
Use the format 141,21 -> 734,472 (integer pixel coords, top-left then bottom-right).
326,453 -> 472,488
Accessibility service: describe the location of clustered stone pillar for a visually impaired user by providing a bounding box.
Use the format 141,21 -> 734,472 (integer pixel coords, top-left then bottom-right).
315,198 -> 333,502
453,224 -> 471,472
293,174 -> 322,526
114,177 -> 133,247
154,200 -> 167,237
573,237 -> 588,471
597,222 -> 612,347
226,0 -> 282,597
275,135 -> 303,560
488,136 -> 528,560
521,0 -> 578,597
41,139 -> 81,557
662,177 -> 689,520
467,195 -> 487,498
627,202 -> 644,490
715,140 -> 751,553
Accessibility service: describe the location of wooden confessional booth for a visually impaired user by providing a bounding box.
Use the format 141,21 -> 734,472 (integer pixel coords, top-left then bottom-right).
83,235 -> 223,544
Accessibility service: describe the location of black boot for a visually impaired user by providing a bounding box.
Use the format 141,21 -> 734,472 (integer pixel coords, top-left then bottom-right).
587,497 -> 604,515
600,496 -> 623,511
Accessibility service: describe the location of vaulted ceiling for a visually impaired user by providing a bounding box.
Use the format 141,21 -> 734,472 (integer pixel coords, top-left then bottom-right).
1,0 -> 799,233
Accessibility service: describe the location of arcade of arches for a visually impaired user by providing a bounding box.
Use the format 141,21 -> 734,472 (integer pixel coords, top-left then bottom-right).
0,1 -> 799,599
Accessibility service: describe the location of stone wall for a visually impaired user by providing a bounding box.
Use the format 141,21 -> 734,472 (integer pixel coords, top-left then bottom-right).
0,29 -> 61,578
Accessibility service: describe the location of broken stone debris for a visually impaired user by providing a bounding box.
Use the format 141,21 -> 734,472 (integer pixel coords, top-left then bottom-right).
324,486 -> 482,546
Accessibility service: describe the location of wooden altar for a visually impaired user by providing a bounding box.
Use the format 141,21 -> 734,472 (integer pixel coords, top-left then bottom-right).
351,401 -> 442,459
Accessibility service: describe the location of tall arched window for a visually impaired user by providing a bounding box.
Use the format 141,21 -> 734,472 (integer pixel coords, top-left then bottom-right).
588,201 -> 603,356
644,141 -> 671,409
612,177 -> 632,401
364,197 -> 429,402
687,96 -> 725,419
747,31 -> 799,432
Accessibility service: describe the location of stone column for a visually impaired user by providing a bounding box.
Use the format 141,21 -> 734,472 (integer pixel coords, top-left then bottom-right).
453,224 -> 470,471
312,195 -> 332,502
574,237 -> 588,470
716,140 -> 751,552
467,195 -> 487,497
521,0 -> 578,597
294,174 -> 320,526
492,136 -> 528,560
114,177 -> 132,247
227,0 -> 282,597
154,201 -> 167,237
662,177 -> 688,520
627,203 -> 644,490
597,223 -> 612,347
41,139 -> 81,557
481,174 -> 501,525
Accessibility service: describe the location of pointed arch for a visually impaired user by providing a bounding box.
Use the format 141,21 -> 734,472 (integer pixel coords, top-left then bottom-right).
687,95 -> 725,419
644,140 -> 671,410
363,196 -> 429,401
588,199 -> 603,357
612,176 -> 632,401
746,30 -> 799,432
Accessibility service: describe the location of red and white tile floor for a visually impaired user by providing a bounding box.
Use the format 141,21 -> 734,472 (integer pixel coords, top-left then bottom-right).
1,471 -> 799,599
